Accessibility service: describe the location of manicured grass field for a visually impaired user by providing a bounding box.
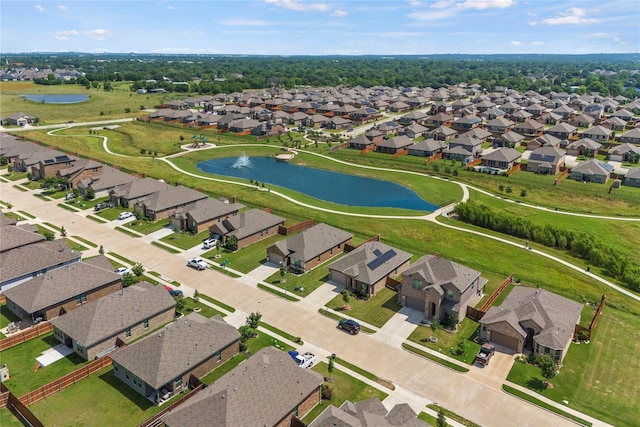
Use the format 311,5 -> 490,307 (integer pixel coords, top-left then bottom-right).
179,297 -> 226,319
63,238 -> 89,251
209,233 -> 286,274
0,333 -> 90,397
506,307 -> 640,427
124,218 -> 170,235
325,287 -> 402,328
0,408 -> 25,427
0,304 -> 21,329
407,318 -> 481,365
302,361 -> 389,424
265,256 -> 339,297
160,229 -> 209,250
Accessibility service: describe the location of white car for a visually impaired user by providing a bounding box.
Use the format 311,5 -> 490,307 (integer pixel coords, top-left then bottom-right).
288,351 -> 316,368
118,212 -> 134,220
187,258 -> 207,270
202,237 -> 218,249
114,267 -> 130,275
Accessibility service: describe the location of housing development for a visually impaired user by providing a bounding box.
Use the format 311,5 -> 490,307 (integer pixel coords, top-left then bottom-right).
0,52 -> 639,427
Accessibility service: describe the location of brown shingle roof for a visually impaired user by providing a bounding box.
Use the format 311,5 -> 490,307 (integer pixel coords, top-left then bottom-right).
211,209 -> 284,240
403,255 -> 482,293
0,224 -> 45,253
328,242 -> 412,286
270,223 -> 352,263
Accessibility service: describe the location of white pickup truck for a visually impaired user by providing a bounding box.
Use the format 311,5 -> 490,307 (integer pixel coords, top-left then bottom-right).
288,351 -> 316,368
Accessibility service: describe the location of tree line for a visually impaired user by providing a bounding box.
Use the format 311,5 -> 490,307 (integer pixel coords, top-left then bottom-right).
453,201 -> 640,292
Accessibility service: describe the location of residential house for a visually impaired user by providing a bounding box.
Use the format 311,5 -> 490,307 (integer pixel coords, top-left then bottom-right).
611,108 -> 635,122
461,127 -> 492,142
50,282 -> 176,361
376,121 -> 402,136
608,143 -> 640,162
0,239 -> 81,291
480,148 -> 522,171
266,223 -> 352,274
399,255 -> 487,324
451,115 -> 482,132
402,123 -> 428,139
523,103 -> 546,118
510,109 -> 533,123
623,167 -> 640,188
77,166 -> 135,198
376,135 -> 414,154
56,159 -> 103,188
398,111 -> 428,126
3,261 -> 122,322
251,122 -> 285,137
546,123 -> 578,140
569,160 -> 613,183
485,117 -> 514,133
388,101 -> 410,113
1,112 -> 37,126
133,185 -> 208,221
407,139 -> 446,157
581,125 -> 612,142
160,347 -> 323,427
169,197 -> 245,234
444,136 -> 482,161
111,313 -> 240,405
329,116 -> 353,130
364,129 -> 384,145
527,147 -> 566,175
601,116 -> 627,131
526,134 -> 562,151
551,104 -> 576,119
538,112 -> 563,126
513,120 -> 544,137
569,114 -> 595,129
616,128 -> 640,145
109,178 -> 170,208
565,138 -> 602,156
426,113 -> 454,127
497,131 -> 525,148
427,125 -> 457,141
229,119 -> 260,133
310,397 -> 429,427
0,224 -> 45,253
349,107 -> 381,124
328,241 -> 412,298
480,287 -> 582,363
209,208 -> 285,250
305,114 -> 330,129
349,135 -> 375,150
583,104 -> 604,120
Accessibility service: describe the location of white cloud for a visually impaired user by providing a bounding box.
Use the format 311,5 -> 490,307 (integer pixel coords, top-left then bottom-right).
54,30 -> 79,40
331,9 -> 347,18
510,40 -> 522,47
222,18 -> 268,26
457,0 -> 514,10
57,5 -> 67,10
409,1 -> 423,6
541,7 -> 598,25
85,29 -> 110,41
408,8 -> 457,21
531,41 -> 545,46
585,32 -> 610,39
35,4 -> 44,12
430,0 -> 454,8
265,0 -> 329,13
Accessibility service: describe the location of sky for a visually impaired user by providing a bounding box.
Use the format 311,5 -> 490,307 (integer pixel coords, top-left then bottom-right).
1,0 -> 639,55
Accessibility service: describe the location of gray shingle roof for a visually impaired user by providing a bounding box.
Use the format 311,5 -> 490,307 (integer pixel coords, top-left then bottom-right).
78,166 -> 135,193
0,224 -> 45,253
111,177 -> 170,200
173,197 -> 245,224
481,148 -> 522,163
481,287 -> 582,350
0,240 -> 81,286
403,255 -> 482,293
528,147 -> 566,166
311,397 -> 428,427
270,223 -> 352,263
111,313 -> 239,390
329,241 -> 412,286
625,167 -> 640,179
376,135 -> 413,149
162,347 -> 323,427
211,209 -> 284,240
409,139 -> 446,153
571,159 -> 613,176
50,282 -> 175,347
136,185 -> 207,213
4,261 -> 121,314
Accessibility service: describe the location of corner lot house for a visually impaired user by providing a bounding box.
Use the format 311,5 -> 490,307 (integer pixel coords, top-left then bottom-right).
399,255 -> 486,323
3,261 -> 122,322
50,282 -> 175,361
480,287 -> 582,363
169,197 -> 245,233
209,208 -> 285,250
110,313 -> 240,405
161,347 -> 324,427
526,147 -> 566,175
608,143 -> 640,162
623,167 -> 640,188
569,160 -> 613,183
480,148 -> 521,171
266,223 -> 352,274
134,185 -> 208,221
328,241 -> 412,299
310,396 -> 429,427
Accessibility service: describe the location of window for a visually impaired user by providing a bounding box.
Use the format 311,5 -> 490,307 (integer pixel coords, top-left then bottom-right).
75,342 -> 84,352
330,247 -> 333,255
175,376 -> 183,388
125,328 -> 131,339
544,346 -> 551,355
216,352 -> 222,363
317,255 -> 321,262
554,349 -> 562,362
143,319 -> 149,330
76,293 -> 87,305
293,405 -> 299,417
446,289 -> 454,299
412,279 -> 422,290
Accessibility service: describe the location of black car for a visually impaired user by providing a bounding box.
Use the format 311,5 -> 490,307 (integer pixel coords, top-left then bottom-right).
338,319 -> 360,335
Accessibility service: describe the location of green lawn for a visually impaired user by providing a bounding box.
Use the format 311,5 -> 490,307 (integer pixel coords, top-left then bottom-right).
64,238 -> 89,252
0,408 -> 25,427
402,343 -> 469,373
66,196 -> 111,211
0,333 -> 90,397
1,211 -> 25,221
29,367 -> 180,427
0,304 -> 21,329
70,235 -> 98,248
1,171 -> 27,181
302,361 -> 388,424
124,218 -> 171,235
506,307 -> 640,427
179,296 -> 226,318
205,233 -> 286,274
265,255 -> 342,297
150,241 -> 180,253
160,229 -> 209,250
318,309 -> 376,334
325,287 -> 401,328
407,318 -> 481,365
199,294 -> 235,313
418,411 -> 438,426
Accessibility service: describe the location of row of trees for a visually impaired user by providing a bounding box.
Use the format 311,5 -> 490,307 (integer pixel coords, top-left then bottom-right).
454,201 -> 640,292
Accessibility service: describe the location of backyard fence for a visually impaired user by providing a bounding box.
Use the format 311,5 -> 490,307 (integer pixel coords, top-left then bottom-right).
344,234 -> 380,253
0,323 -> 53,352
137,382 -> 205,427
0,294 -> 6,304
385,277 -> 402,291
19,355 -> 113,406
0,383 -> 44,427
279,219 -> 315,236
466,274 -> 514,322
575,294 -> 607,341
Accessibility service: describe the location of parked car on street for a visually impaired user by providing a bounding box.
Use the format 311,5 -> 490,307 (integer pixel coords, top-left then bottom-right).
118,211 -> 134,220
164,285 -> 183,297
338,319 -> 360,335
475,343 -> 496,367
288,351 -> 316,368
114,267 -> 130,275
187,258 -> 207,270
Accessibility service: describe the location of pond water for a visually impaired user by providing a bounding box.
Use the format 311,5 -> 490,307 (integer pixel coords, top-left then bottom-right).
197,155 -> 438,212
22,94 -> 89,104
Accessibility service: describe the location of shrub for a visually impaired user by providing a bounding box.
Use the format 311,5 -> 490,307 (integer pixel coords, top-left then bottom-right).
321,384 -> 333,400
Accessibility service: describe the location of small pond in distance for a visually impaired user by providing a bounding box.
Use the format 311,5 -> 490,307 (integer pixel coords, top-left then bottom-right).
197,155 -> 439,212
22,94 -> 89,104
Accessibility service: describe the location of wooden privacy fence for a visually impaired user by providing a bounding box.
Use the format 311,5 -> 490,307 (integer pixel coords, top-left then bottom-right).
466,274 -> 514,321
19,355 -> 113,406
0,323 -> 53,352
426,152 -> 443,164
344,234 -> 380,253
279,219 -> 315,236
391,149 -> 408,159
507,163 -> 521,176
575,294 -> 607,341
0,384 -> 44,427
137,382 -> 205,427
385,277 -> 402,291
464,158 -> 482,169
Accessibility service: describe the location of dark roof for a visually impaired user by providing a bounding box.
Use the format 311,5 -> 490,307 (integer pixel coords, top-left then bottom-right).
481,148 -> 522,163
310,397 -> 428,427
136,185 -> 208,213
403,255 -> 483,293
173,197 -> 245,224
528,146 -> 566,165
3,261 -> 121,314
571,159 -> 613,175
329,241 -> 412,286
50,282 -> 175,347
110,313 -> 239,389
211,209 -> 284,240
0,224 -> 45,253
269,223 -> 352,263
161,347 -> 323,427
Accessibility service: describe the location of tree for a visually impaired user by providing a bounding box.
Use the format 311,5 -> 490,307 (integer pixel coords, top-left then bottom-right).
520,189 -> 527,198
60,226 -> 67,237
174,295 -> 186,314
226,235 -> 238,251
121,272 -> 138,287
437,408 -> 448,427
43,230 -> 55,241
238,325 -> 253,344
131,263 -> 144,277
279,263 -> 287,283
506,186 -> 513,194
246,311 -> 262,329
99,245 -> 104,255
539,353 -> 557,386
85,187 -> 95,200
341,289 -> 350,308
327,356 -> 335,380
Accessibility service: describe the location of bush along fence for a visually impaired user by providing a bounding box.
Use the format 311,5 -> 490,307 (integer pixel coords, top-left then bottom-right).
0,323 -> 53,352
453,201 -> 640,292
